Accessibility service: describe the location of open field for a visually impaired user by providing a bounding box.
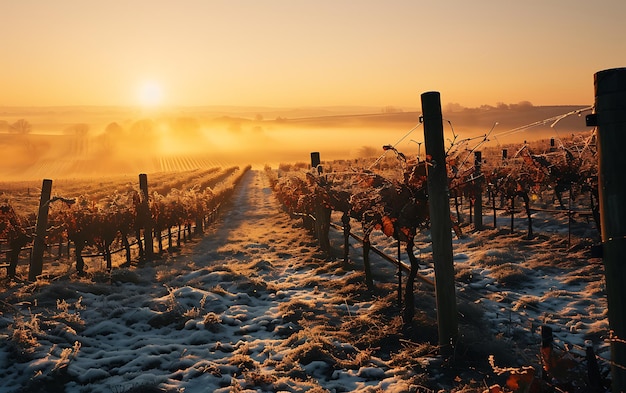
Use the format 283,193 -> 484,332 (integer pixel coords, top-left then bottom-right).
1,104 -> 592,180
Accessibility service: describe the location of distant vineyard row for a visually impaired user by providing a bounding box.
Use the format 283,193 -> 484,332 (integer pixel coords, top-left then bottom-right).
0,166 -> 251,278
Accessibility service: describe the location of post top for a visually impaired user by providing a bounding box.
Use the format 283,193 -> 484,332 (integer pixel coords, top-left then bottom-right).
595,67 -> 626,76
595,68 -> 626,96
421,91 -> 441,98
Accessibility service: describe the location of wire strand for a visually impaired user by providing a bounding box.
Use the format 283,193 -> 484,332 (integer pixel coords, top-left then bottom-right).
368,121 -> 423,170
493,106 -> 593,139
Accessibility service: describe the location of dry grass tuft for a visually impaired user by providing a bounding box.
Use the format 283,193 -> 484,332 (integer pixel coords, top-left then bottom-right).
111,268 -> 144,284
278,299 -> 320,324
228,353 -> 258,373
202,312 -> 222,332
8,313 -> 41,361
490,263 -> 530,287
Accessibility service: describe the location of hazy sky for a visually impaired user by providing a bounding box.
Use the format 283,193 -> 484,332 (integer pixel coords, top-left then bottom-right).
2,1 -> 624,108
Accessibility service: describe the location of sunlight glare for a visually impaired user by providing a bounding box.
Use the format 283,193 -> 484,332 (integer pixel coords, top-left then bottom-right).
137,81 -> 164,107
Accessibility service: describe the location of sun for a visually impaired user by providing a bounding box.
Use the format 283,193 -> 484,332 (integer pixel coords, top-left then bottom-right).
137,81 -> 164,107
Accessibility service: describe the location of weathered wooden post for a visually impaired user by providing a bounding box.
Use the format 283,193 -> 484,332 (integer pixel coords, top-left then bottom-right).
396,235 -> 402,307
139,174 -> 154,260
586,344 -> 604,393
311,151 -> 322,174
341,212 -> 351,263
540,325 -> 554,380
28,179 -> 52,281
592,67 -> 626,390
468,195 -> 473,225
489,183 -> 497,228
310,152 -> 331,256
510,196 -> 515,234
421,91 -> 458,356
473,151 -> 483,230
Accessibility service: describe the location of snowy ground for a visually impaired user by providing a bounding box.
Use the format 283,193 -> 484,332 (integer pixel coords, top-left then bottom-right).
0,169 -> 610,392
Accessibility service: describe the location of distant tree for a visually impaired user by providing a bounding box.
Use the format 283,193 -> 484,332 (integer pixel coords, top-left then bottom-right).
9,119 -> 32,134
65,123 -> 90,155
357,145 -> 379,158
130,119 -> 157,150
515,100 -> 534,109
104,122 -> 125,137
255,114 -> 264,121
98,122 -> 123,152
496,102 -> 509,110
130,119 -> 155,138
445,102 -> 465,113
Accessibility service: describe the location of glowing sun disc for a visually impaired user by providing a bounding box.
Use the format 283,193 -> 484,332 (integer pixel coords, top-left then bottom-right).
138,81 -> 164,107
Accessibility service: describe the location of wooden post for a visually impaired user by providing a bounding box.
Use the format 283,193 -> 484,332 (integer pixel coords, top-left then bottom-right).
28,179 -> 52,281
309,152 -> 331,255
311,151 -> 322,174
473,151 -> 483,230
491,186 -> 497,228
540,325 -> 554,380
586,344 -> 604,393
341,212 -> 350,263
139,174 -> 154,260
510,196 -> 515,234
594,67 -> 626,390
397,237 -> 402,307
421,91 -> 458,355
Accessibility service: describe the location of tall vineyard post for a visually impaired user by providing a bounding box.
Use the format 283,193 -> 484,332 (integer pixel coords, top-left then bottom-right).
139,174 -> 155,260
421,91 -> 458,356
593,67 -> 626,390
310,152 -> 331,256
473,151 -> 483,230
28,179 -> 52,281
311,152 -> 322,175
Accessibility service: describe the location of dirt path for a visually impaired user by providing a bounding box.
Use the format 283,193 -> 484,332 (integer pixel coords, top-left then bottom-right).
169,169 -> 333,288
190,169 -> 308,263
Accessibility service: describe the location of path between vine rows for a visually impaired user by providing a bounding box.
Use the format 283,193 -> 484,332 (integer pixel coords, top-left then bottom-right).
2,169 -> 427,393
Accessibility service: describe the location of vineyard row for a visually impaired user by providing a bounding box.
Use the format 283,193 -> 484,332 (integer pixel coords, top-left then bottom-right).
265,132 -> 599,320
0,166 -> 251,280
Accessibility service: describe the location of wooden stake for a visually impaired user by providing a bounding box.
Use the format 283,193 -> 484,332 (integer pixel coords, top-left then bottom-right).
473,151 -> 483,230
595,67 -> 626,391
311,151 -> 322,174
28,179 -> 52,281
421,91 -> 458,356
139,174 -> 154,260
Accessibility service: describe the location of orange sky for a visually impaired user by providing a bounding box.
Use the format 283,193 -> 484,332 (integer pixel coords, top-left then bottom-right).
1,1 -> 624,109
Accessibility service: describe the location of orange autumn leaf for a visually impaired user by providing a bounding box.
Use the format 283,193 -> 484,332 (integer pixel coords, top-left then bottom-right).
381,215 -> 395,237
506,366 -> 535,392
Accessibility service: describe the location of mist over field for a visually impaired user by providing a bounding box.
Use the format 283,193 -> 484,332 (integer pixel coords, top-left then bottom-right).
0,103 -> 592,180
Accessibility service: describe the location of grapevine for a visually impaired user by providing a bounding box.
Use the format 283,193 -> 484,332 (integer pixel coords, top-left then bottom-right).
1,166 -> 250,278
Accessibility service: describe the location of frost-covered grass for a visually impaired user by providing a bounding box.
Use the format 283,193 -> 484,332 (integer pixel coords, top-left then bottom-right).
0,169 -> 609,393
